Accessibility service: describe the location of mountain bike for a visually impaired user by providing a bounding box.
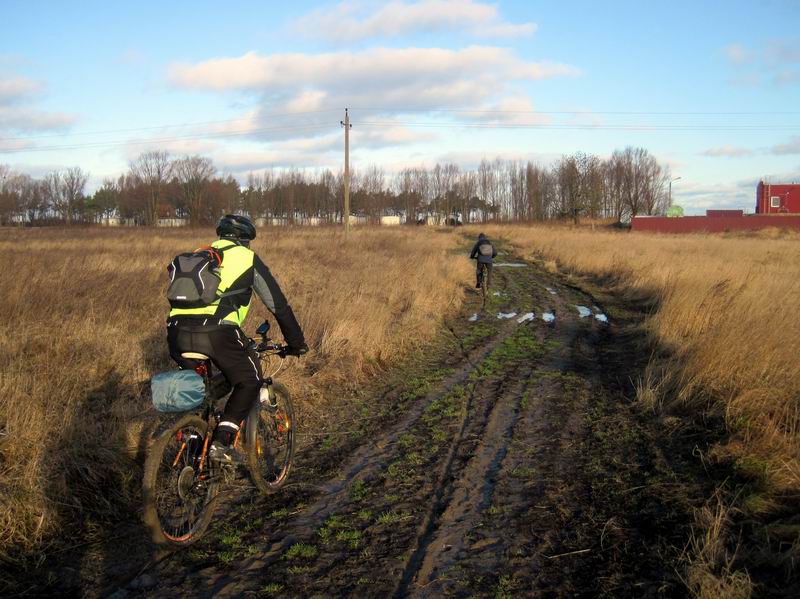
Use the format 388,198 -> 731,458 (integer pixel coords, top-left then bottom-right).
142,321 -> 294,546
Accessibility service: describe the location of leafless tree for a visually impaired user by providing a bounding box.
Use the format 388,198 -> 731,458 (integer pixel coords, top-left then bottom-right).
456,170 -> 477,223
173,155 -> 216,225
61,167 -> 88,224
129,151 -> 171,226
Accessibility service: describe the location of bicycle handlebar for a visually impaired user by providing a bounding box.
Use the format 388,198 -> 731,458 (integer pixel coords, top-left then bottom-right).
249,338 -> 287,358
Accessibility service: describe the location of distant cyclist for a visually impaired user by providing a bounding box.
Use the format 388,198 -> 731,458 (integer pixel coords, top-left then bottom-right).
166,214 -> 308,465
469,232 -> 497,289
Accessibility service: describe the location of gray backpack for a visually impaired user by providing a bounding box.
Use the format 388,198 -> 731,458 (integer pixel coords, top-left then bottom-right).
166,245 -> 234,309
479,243 -> 493,257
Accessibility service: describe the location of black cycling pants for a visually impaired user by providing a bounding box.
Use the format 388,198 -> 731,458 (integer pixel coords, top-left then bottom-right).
167,324 -> 263,430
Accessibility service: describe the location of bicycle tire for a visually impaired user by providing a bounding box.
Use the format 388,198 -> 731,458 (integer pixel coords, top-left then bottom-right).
142,414 -> 220,546
246,382 -> 295,494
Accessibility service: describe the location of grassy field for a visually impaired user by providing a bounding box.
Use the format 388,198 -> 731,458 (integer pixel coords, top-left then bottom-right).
2,223 -> 798,596
0,226 -> 470,571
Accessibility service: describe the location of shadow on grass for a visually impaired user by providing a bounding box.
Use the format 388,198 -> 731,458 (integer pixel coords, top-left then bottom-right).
6,329 -> 176,595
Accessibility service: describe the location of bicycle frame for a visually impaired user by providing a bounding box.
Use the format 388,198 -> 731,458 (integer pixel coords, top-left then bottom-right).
181,323 -> 288,477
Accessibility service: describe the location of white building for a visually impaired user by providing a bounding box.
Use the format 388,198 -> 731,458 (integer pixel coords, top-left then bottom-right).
157,218 -> 189,227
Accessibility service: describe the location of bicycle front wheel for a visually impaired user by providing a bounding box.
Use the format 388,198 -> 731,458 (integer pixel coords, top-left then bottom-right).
246,382 -> 295,494
142,414 -> 220,546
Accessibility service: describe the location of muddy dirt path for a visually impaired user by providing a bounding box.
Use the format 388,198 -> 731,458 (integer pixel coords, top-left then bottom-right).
117,250 -> 699,598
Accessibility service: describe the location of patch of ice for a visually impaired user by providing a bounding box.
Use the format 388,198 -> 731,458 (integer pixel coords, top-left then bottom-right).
495,263 -> 527,268
468,313 -> 479,322
492,291 -> 507,297
542,312 -> 556,323
545,286 -> 557,295
517,312 -> 535,324
575,305 -> 592,318
594,313 -> 608,323
496,312 -> 518,319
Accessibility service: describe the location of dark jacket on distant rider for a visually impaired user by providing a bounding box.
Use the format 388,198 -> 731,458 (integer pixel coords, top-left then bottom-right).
469,234 -> 497,264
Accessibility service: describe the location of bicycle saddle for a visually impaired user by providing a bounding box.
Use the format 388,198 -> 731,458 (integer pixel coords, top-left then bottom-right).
181,352 -> 210,361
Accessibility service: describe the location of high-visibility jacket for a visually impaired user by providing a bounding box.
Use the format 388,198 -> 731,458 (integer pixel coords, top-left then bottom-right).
169,239 -> 305,348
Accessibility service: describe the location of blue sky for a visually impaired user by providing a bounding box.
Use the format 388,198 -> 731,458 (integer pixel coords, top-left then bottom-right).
1,0 -> 799,213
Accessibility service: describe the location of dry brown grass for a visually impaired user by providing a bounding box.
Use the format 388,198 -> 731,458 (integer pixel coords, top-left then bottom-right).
484,223 -> 800,497
683,493 -> 753,599
0,226 -> 470,569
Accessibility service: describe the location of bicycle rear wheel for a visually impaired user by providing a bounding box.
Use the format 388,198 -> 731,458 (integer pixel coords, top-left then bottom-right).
246,382 -> 295,494
142,414 -> 220,546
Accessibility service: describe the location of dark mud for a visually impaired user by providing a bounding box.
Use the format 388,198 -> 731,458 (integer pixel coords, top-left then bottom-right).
95,248 -> 711,599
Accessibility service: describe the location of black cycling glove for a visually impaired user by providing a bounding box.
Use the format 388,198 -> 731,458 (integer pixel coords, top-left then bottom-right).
284,343 -> 309,357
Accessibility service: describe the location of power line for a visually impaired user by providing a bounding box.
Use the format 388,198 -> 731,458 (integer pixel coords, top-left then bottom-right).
0,109 -> 341,142
358,120 -> 800,131
3,106 -> 796,143
2,109 -> 798,155
353,107 -> 800,116
0,123 -> 333,154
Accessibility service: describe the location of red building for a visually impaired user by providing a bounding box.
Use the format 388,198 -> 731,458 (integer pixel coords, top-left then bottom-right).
631,181 -> 800,233
756,181 -> 800,214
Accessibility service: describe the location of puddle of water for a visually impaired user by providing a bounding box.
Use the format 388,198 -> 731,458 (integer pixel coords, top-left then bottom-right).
542,312 -> 556,323
516,312 -> 535,324
468,313 -> 479,322
495,263 -> 527,268
545,286 -> 558,295
496,312 -> 518,320
575,305 -> 592,318
594,313 -> 608,323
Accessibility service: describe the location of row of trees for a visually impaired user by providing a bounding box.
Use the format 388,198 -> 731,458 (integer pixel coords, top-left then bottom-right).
0,147 -> 672,226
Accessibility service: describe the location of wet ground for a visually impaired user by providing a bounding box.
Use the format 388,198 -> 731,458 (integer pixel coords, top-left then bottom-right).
97,249 -> 707,598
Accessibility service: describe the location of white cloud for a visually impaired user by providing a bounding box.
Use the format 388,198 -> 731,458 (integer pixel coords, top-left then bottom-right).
674,180 -> 755,213
700,145 -> 754,158
291,0 -> 536,42
352,121 -> 437,147
0,76 -> 43,104
724,38 -> 800,87
0,137 -> 34,152
214,149 -> 334,173
770,136 -> 800,155
121,138 -> 221,161
433,149 -> 560,170
0,74 -> 76,134
460,95 -> 550,126
477,22 -> 537,38
167,46 -> 577,151
169,47 -> 578,92
0,106 -> 75,133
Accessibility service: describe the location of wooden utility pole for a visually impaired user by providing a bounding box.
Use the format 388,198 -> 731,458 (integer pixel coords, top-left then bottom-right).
340,108 -> 352,234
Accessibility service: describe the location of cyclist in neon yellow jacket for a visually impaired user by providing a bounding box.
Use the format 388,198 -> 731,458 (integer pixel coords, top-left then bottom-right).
167,214 -> 307,464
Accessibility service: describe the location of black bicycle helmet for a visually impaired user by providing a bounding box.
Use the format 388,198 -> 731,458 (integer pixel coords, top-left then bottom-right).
216,214 -> 256,240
